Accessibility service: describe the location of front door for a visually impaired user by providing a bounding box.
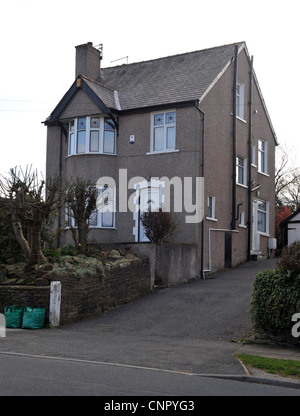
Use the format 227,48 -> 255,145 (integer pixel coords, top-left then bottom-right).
139,187 -> 160,242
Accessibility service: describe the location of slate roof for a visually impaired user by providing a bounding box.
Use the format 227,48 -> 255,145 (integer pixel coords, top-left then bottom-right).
99,42 -> 243,111
45,42 -> 245,124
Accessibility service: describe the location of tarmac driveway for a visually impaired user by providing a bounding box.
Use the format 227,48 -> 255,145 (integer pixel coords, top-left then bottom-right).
1,258 -> 277,376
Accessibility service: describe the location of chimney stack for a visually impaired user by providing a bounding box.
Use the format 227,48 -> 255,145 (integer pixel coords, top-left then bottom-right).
75,42 -> 101,81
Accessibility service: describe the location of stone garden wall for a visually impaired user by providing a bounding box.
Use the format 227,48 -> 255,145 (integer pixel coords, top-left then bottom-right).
0,250 -> 151,325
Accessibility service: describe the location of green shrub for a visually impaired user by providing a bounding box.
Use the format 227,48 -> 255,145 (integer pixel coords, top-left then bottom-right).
251,270 -> 300,334
60,244 -> 76,256
277,241 -> 300,279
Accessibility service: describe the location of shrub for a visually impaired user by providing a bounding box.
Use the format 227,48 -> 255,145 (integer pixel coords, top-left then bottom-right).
141,208 -> 178,244
277,241 -> 300,279
251,269 -> 300,335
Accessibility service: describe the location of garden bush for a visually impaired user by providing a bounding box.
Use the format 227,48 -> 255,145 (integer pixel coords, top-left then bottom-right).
277,241 -> 300,279
251,269 -> 300,335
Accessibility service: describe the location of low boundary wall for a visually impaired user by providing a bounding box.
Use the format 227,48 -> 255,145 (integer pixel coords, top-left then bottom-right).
0,258 -> 151,325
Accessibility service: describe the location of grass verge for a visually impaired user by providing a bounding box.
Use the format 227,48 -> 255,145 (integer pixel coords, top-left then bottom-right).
236,353 -> 300,379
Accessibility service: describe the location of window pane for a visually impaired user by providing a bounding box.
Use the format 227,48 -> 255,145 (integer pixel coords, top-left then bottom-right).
89,210 -> 98,226
77,131 -> 86,153
103,130 -> 115,154
238,166 -> 244,184
90,131 -> 99,152
166,112 -> 176,124
154,113 -> 164,126
258,151 -> 265,172
153,127 -> 164,151
70,120 -> 75,132
102,210 -> 114,227
99,187 -> 114,227
69,133 -> 75,155
208,197 -> 212,218
104,119 -> 115,130
77,117 -> 86,130
258,201 -> 266,211
258,140 -> 265,151
258,211 -> 266,233
166,126 -> 175,148
90,117 -> 100,128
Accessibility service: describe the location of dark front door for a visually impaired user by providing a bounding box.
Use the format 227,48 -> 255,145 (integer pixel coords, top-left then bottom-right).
225,232 -> 232,268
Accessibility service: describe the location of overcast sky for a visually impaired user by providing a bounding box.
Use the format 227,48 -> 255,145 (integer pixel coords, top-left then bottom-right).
0,0 -> 299,177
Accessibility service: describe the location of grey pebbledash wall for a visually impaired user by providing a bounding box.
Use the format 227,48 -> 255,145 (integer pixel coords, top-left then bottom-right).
0,258 -> 151,325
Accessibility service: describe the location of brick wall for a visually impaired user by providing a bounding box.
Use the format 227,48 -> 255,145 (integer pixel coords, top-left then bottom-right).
55,258 -> 151,324
0,286 -> 50,319
0,258 -> 151,325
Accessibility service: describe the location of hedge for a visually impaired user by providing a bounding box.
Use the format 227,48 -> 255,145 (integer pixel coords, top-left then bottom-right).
251,269 -> 300,335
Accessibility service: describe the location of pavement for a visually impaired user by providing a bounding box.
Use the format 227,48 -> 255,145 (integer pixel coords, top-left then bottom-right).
1,257 -> 300,392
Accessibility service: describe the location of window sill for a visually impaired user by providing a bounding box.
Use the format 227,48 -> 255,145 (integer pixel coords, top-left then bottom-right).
65,226 -> 116,230
206,217 -> 217,222
66,153 -> 117,158
238,224 -> 247,229
230,113 -> 247,124
90,227 -> 117,230
236,183 -> 248,189
237,116 -> 247,124
146,149 -> 179,156
258,231 -> 270,237
258,171 -> 270,177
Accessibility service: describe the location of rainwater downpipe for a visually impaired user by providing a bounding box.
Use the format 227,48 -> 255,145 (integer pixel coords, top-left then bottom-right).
247,56 -> 254,261
231,45 -> 239,230
195,103 -> 205,279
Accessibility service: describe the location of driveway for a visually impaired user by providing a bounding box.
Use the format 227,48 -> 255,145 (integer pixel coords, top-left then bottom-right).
0,258 -> 277,376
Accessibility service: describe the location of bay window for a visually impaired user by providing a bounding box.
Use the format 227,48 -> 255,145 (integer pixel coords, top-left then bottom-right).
68,116 -> 116,155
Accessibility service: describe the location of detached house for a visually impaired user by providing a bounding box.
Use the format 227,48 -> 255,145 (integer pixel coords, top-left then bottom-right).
44,41 -> 278,277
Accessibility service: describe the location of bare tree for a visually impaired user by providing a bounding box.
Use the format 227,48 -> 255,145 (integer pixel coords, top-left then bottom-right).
275,145 -> 300,208
65,177 -> 97,251
141,208 -> 178,244
0,166 -> 64,266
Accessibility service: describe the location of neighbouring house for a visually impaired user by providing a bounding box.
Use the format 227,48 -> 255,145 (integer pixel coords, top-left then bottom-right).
280,208 -> 300,247
44,41 -> 278,277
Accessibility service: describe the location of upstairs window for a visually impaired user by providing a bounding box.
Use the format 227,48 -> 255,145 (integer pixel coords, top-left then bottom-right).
69,116 -> 116,156
258,139 -> 268,174
236,83 -> 245,120
151,111 -> 176,152
207,196 -> 216,220
236,157 -> 247,186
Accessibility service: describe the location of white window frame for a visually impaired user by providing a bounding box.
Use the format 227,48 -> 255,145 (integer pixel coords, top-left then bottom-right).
236,156 -> 248,187
251,145 -> 256,166
149,110 -> 177,154
257,199 -> 269,236
258,139 -> 268,175
91,186 -> 116,229
236,83 -> 245,120
68,116 -> 116,156
239,211 -> 247,228
207,196 -> 216,221
65,186 -> 116,229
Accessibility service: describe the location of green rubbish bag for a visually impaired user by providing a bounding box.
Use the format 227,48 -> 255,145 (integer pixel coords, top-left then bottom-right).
22,307 -> 46,330
4,306 -> 24,328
